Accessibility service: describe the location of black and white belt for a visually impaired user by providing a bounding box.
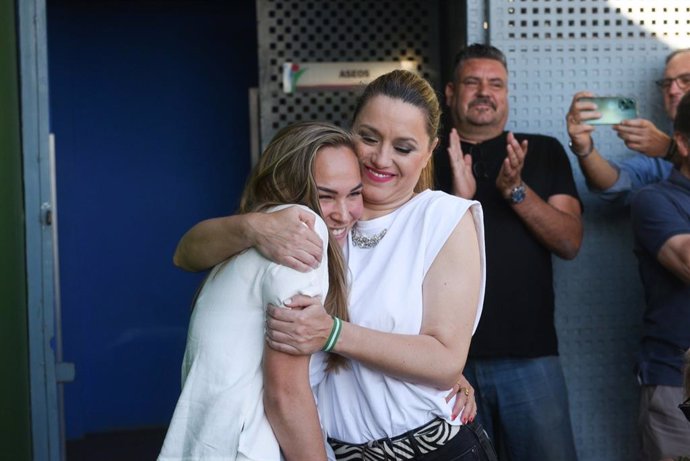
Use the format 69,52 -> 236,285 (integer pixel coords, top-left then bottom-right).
328,417 -> 460,460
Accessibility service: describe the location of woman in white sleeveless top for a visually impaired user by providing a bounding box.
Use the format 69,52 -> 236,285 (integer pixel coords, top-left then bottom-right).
159,122 -> 361,461
267,71 -> 492,461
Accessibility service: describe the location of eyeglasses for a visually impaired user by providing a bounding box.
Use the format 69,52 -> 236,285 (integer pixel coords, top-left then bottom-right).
680,397 -> 690,423
655,73 -> 690,91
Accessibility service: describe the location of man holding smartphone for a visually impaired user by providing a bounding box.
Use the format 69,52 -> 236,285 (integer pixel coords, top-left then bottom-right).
629,92 -> 690,461
566,48 -> 690,203
566,49 -> 690,461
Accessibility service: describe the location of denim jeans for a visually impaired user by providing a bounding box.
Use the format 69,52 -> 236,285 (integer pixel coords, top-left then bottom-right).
464,356 -> 578,461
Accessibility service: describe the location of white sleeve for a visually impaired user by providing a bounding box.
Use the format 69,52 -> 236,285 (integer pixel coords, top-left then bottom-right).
260,205 -> 330,308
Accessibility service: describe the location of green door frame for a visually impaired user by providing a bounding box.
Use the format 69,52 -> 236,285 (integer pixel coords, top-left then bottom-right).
1,0 -> 31,459
18,0 -> 61,459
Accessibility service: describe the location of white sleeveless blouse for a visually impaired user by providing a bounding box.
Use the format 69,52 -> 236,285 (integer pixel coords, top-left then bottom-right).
316,190 -> 486,444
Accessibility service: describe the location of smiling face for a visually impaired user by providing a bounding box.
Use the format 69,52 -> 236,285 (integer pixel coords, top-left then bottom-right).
314,145 -> 364,246
445,57 -> 509,142
663,51 -> 690,120
352,95 -> 437,218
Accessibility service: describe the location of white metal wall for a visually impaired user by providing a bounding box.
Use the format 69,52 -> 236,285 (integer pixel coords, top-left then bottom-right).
467,1 -> 690,459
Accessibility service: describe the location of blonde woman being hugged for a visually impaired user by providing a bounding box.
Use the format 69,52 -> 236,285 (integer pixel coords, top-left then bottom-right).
159,122 -> 363,461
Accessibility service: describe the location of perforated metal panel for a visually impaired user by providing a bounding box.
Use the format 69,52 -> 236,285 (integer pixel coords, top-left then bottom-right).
467,1 -> 690,459
256,1 -> 690,459
256,0 -> 440,148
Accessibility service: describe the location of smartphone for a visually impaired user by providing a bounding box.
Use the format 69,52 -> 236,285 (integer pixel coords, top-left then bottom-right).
579,96 -> 638,125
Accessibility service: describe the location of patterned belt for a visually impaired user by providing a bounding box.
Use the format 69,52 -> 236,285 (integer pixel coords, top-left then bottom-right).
328,418 -> 460,460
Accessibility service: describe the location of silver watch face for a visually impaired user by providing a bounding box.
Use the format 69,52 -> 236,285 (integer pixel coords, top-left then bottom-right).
510,184 -> 526,204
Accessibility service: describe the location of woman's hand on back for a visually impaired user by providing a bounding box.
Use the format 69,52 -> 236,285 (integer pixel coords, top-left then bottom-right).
265,295 -> 332,355
173,206 -> 323,272
445,374 -> 477,424
251,207 -> 324,272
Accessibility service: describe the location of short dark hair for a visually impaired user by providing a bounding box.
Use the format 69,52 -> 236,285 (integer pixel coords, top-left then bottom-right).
451,43 -> 507,81
673,92 -> 690,137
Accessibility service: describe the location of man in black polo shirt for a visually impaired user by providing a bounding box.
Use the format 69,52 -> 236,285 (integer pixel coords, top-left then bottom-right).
436,43 -> 583,460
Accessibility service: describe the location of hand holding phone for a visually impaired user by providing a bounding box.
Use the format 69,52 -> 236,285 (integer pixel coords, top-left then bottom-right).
578,96 -> 638,125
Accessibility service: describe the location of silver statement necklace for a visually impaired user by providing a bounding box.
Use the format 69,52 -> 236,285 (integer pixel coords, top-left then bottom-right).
351,226 -> 388,249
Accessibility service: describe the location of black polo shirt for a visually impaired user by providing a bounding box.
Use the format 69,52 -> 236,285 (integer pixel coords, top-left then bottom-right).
435,131 -> 581,358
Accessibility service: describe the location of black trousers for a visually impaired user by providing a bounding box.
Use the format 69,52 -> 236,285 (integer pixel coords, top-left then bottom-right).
413,421 -> 497,461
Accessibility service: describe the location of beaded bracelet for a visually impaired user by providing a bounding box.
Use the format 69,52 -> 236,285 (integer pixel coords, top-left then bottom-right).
322,316 -> 342,352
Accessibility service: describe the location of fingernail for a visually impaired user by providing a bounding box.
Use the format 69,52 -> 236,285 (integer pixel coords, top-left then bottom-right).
284,298 -> 292,305
451,414 -> 457,421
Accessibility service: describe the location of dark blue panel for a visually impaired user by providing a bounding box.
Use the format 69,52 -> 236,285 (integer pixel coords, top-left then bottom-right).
47,0 -> 257,438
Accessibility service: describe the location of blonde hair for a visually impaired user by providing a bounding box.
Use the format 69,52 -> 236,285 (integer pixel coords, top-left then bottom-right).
352,69 -> 441,192
240,121 -> 353,371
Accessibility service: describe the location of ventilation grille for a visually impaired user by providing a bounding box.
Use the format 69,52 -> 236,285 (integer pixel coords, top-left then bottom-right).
256,0 -> 440,148
466,0 -> 688,150
502,4 -> 690,40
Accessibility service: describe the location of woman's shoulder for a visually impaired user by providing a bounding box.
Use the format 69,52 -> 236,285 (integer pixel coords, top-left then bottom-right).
394,191 -> 483,243
415,190 -> 481,215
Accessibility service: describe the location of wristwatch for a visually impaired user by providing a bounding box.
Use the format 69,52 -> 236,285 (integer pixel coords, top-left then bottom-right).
568,139 -> 594,159
507,182 -> 526,204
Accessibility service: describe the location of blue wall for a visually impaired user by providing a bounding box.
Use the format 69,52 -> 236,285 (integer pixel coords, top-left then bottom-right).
47,0 -> 257,438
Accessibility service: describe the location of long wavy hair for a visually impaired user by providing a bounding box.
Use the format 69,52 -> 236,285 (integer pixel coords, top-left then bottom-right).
240,121 -> 353,371
352,69 -> 441,192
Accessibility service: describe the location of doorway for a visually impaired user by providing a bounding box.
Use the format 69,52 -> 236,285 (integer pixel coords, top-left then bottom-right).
43,0 -> 258,457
